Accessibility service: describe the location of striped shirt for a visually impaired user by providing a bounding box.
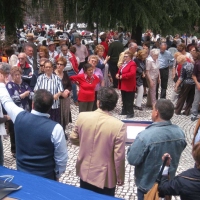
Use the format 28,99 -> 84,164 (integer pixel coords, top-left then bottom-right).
34,73 -> 64,109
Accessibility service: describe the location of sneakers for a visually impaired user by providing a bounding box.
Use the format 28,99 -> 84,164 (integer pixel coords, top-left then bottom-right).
191,116 -> 198,122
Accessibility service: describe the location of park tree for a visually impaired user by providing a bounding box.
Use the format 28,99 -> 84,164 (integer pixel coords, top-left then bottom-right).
78,0 -> 200,44
0,0 -> 25,44
0,0 -> 200,44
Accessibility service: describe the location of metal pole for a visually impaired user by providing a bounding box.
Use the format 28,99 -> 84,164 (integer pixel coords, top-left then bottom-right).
76,2 -> 77,25
96,16 -> 99,44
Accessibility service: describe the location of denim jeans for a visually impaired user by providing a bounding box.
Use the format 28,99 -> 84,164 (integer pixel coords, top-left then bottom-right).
191,86 -> 200,117
67,70 -> 78,103
0,136 -> 3,165
137,188 -> 145,200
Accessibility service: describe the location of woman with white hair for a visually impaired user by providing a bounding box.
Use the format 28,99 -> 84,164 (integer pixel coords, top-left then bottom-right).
145,49 -> 160,107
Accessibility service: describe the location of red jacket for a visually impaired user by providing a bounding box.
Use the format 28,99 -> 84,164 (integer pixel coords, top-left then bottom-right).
70,74 -> 100,102
100,41 -> 109,59
117,60 -> 137,92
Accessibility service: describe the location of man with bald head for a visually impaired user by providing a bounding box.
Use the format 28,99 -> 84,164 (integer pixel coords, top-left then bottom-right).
117,42 -> 138,67
17,53 -> 32,85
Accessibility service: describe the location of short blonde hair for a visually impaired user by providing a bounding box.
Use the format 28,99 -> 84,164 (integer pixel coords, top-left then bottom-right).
10,66 -> 22,76
176,55 -> 187,64
94,45 -> 105,55
136,49 -> 147,60
88,55 -> 99,62
124,50 -> 134,59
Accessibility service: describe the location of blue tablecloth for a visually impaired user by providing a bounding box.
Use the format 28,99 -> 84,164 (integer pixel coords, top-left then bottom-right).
0,166 -> 121,200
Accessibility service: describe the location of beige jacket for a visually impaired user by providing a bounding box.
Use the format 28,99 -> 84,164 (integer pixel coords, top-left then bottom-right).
70,108 -> 126,189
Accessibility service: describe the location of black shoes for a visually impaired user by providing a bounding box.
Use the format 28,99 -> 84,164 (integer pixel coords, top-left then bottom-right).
119,111 -> 127,115
133,104 -> 143,111
126,114 -> 134,118
191,116 -> 198,122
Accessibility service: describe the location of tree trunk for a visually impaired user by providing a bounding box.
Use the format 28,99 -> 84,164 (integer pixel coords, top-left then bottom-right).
131,24 -> 143,45
5,20 -> 17,45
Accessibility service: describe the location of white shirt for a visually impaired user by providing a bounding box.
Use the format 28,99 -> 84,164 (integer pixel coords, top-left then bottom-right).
0,83 -> 68,178
0,104 -> 6,135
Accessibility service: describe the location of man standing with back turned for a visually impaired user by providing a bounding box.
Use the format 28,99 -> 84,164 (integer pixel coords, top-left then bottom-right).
127,99 -> 186,200
0,70 -> 68,181
70,87 -> 126,197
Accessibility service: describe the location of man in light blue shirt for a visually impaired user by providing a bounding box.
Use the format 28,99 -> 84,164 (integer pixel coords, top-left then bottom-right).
0,71 -> 68,180
157,42 -> 174,98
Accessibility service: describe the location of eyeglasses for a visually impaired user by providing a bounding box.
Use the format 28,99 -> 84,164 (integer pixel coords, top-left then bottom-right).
57,63 -> 64,66
90,60 -> 97,63
40,64 -> 44,67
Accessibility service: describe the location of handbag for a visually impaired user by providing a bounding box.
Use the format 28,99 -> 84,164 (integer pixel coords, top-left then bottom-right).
173,74 -> 178,83
144,156 -> 169,200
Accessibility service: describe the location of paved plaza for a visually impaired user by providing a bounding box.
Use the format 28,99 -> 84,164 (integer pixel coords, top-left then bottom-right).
2,69 -> 196,200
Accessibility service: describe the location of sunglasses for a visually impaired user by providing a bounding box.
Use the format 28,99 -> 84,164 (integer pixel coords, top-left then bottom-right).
57,63 -> 64,66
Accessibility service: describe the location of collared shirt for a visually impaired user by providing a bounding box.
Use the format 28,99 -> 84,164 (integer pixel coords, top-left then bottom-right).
34,73 -> 64,109
146,56 -> 160,80
49,50 -> 58,63
73,44 -> 88,63
0,83 -> 68,178
194,128 -> 200,145
158,50 -> 174,69
0,105 -> 6,135
27,56 -> 33,65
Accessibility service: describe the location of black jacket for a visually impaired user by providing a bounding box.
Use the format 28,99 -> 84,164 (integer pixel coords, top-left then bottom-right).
159,167 -> 200,200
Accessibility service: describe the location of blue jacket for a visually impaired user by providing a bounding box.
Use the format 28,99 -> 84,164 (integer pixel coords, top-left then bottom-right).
127,121 -> 187,192
159,167 -> 200,200
15,111 -> 57,180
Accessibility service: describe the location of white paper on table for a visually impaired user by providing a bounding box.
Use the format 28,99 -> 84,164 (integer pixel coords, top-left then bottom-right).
127,126 -> 145,139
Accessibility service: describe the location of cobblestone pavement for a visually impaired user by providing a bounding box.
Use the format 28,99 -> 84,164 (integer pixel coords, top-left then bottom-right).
2,69 -> 195,200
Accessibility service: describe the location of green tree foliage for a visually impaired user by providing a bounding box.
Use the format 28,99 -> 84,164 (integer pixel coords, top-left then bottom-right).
79,0 -> 200,43
0,0 -> 25,42
0,0 -> 199,43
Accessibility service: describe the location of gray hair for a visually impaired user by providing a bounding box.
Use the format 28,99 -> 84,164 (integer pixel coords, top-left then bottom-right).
0,62 -> 11,74
150,49 -> 160,57
128,42 -> 137,48
61,45 -> 68,50
40,58 -> 48,63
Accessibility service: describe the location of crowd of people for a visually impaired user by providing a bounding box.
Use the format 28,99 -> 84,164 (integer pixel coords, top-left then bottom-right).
0,24 -> 200,199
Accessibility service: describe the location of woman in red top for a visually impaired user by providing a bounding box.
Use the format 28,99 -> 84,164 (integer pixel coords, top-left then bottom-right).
70,63 -> 100,113
100,33 -> 109,59
116,51 -> 137,118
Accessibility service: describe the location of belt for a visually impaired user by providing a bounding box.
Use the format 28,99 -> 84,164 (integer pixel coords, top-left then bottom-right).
66,69 -> 74,72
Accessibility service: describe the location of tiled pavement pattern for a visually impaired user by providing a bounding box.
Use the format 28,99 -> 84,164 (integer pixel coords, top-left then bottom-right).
3,69 -> 195,200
